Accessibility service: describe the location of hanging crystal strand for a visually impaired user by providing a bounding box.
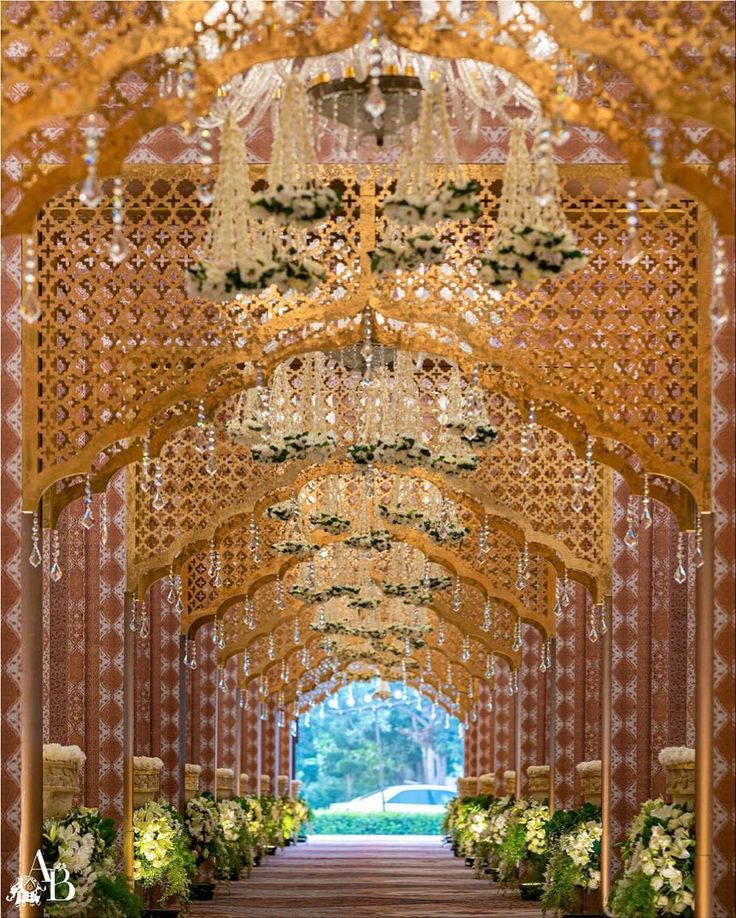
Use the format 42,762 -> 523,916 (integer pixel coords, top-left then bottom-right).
622,178 -> 643,266
477,515 -> 489,563
437,619 -> 445,645
554,577 -> 563,618
197,126 -> 215,206
693,512 -> 705,568
674,531 -> 687,584
539,638 -> 548,672
140,431 -> 151,492
80,474 -> 95,530
624,494 -> 638,550
599,603 -> 608,636
562,569 -> 572,607
550,55 -> 571,145
99,490 -> 109,545
108,176 -> 129,264
178,48 -> 197,135
640,474 -> 653,528
588,601 -> 598,643
218,619 -> 226,650
485,652 -> 495,680
204,423 -> 217,475
175,575 -> 184,616
79,117 -> 103,208
364,25 -> 386,127
424,646 -> 432,673
248,513 -> 261,564
218,666 -> 227,691
583,436 -> 596,492
21,233 -> 41,323
276,573 -> 285,611
268,630 -> 276,661
129,598 -> 139,633
29,510 -> 42,567
183,638 -> 191,668
49,528 -> 63,582
195,400 -> 208,452
571,465 -> 584,512
293,618 -> 301,645
445,660 -> 453,688
404,635 -> 412,657
166,565 -> 177,604
481,599 -> 492,632
188,636 -> 198,670
461,636 -> 471,662
151,458 -> 165,512
512,617 -> 523,652
646,123 -> 669,211
515,543 -> 529,591
713,237 -> 729,326
138,599 -> 149,640
509,669 -> 519,695
517,425 -> 529,477
452,575 -> 461,613
242,650 -> 250,677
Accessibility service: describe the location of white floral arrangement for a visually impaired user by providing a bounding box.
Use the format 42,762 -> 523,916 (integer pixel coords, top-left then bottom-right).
271,539 -> 313,557
370,232 -> 448,275
249,182 -> 341,226
218,798 -> 247,844
517,799 -> 550,856
379,580 -> 433,607
43,744 -> 86,765
479,225 -> 588,293
420,516 -> 469,544
378,504 -> 426,527
309,511 -> 351,535
266,500 -> 299,522
185,795 -> 223,866
187,247 -> 327,302
383,179 -> 480,226
430,431 -> 478,473
575,759 -> 602,775
658,747 -> 695,767
610,799 -> 695,918
344,529 -> 393,552
251,430 -> 336,464
133,799 -> 194,903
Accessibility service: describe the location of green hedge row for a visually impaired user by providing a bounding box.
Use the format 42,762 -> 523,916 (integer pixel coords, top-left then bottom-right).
310,811 -> 444,835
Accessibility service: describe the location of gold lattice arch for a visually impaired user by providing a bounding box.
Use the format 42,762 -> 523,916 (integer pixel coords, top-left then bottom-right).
31,164 -> 711,525
3,2 -> 734,235
218,596 -> 520,670
131,454 -> 608,601
180,518 -> 555,637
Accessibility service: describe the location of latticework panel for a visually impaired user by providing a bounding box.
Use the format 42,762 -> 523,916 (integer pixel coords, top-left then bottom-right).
4,3 -> 733,235
31,164 -> 710,512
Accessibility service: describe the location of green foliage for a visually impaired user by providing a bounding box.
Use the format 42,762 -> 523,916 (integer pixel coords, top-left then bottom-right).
498,822 -> 527,882
297,681 -> 463,810
610,870 -> 657,918
92,876 -> 143,918
541,847 -> 580,917
311,811 -> 443,835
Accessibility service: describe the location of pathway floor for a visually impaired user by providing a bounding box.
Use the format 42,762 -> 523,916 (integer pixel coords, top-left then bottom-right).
191,835 -> 543,917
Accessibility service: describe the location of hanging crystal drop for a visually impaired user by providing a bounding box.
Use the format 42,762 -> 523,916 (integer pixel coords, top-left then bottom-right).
79,171 -> 103,208
364,81 -> 386,120
80,475 -> 95,530
674,531 -> 687,584
166,567 -> 177,604
437,620 -> 445,645
482,600 -> 492,632
624,496 -> 638,550
562,571 -> 572,606
205,425 -> 217,475
461,636 -> 470,662
189,638 -> 198,670
517,427 -> 529,478
571,467 -> 584,512
99,490 -> 109,545
21,235 -> 41,323
108,177 -> 129,264
49,529 -> 63,582
583,437 -> 596,492
452,575 -> 461,613
599,604 -> 608,635
622,178 -> 643,265
138,602 -> 149,640
175,577 -> 184,616
640,479 -> 653,529
588,605 -> 598,643
512,618 -> 522,652
79,115 -> 103,207
29,511 -> 42,567
268,631 -> 275,660
293,619 -> 301,645
140,433 -> 151,493
693,513 -> 704,568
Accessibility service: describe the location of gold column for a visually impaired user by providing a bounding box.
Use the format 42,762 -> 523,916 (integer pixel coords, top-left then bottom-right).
213,678 -> 220,796
695,512 -> 714,918
20,510 -> 43,918
513,670 -> 522,798
177,635 -> 187,812
273,710 -> 281,794
547,637 -> 557,815
600,594 -> 613,910
256,712 -> 263,796
122,591 -> 135,882
235,688 -> 243,797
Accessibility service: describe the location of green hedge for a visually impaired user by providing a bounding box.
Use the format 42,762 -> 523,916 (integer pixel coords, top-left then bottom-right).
310,811 -> 443,835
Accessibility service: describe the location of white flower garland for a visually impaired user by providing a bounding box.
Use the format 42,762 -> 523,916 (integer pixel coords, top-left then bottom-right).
250,182 -> 341,226
383,179 -> 480,227
370,231 -> 448,275
479,225 -> 588,293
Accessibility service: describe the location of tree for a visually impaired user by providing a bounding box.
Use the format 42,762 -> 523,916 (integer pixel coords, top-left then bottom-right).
296,682 -> 464,809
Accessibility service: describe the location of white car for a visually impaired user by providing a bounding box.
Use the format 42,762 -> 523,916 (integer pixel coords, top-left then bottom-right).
327,784 -> 456,814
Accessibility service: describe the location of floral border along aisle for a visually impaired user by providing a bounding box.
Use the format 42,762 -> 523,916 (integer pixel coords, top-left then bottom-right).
609,799 -> 695,918
133,799 -> 195,911
541,803 -> 602,917
43,806 -> 142,918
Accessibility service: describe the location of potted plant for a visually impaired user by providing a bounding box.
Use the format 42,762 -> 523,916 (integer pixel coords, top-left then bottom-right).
216,797 -> 250,882
133,799 -> 195,917
184,793 -> 225,901
541,803 -> 602,917
496,799 -> 550,899
43,806 -> 142,917
609,799 -> 694,918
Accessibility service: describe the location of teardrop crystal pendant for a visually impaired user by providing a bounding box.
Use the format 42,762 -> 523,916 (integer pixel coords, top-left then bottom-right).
79,172 -> 103,208
49,529 -> 63,582
622,233 -> 643,266
625,524 -> 638,550
674,531 -> 687,584
20,291 -> 42,324
673,560 -> 687,584
108,228 -> 129,265
364,82 -> 386,119
29,511 -> 42,567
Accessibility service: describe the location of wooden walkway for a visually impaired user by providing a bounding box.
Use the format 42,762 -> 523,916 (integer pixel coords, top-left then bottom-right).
191,835 -> 544,917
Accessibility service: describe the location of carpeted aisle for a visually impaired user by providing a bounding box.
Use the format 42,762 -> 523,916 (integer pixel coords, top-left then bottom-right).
190,835 -> 544,917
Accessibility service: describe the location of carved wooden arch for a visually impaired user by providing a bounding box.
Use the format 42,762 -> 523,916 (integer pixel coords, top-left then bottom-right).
4,3 -> 733,234
238,631 -> 484,711
132,457 -> 605,601
218,595 -> 520,670
42,311 -> 696,533
181,523 -> 554,638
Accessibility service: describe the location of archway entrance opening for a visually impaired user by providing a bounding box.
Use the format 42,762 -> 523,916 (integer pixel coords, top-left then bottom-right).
296,679 -> 463,836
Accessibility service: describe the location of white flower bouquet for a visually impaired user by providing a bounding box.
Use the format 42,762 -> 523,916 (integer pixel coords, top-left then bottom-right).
251,430 -> 336,465
133,799 -> 195,905
309,511 -> 351,535
383,179 -> 481,227
378,504 -> 426,527
185,794 -> 226,868
479,225 -> 588,293
271,539 -> 313,557
542,805 -> 602,915
344,528 -> 393,552
370,232 -> 449,275
610,798 -> 695,918
249,182 -> 341,226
